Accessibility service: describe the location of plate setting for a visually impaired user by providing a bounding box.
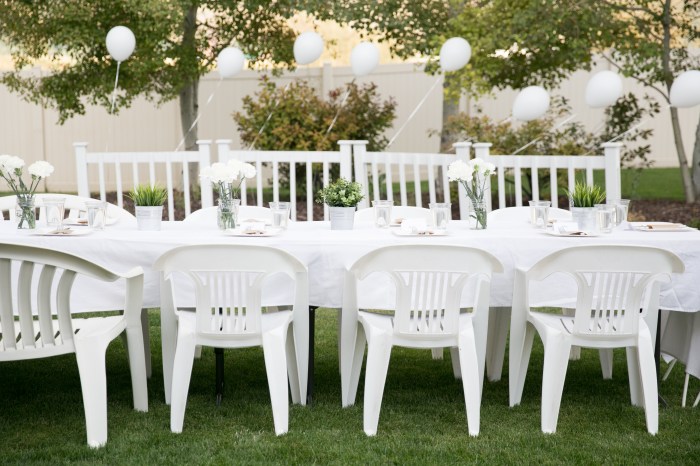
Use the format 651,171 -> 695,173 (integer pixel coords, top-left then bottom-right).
630,222 -> 695,232
32,227 -> 93,236
392,228 -> 448,237
223,227 -> 282,237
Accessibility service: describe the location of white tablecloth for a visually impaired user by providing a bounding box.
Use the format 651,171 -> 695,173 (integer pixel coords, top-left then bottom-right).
1,219 -> 699,313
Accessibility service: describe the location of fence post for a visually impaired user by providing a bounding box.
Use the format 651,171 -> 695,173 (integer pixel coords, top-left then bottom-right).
472,142 -> 493,212
196,140 -> 214,209
336,140 -> 354,181
342,140 -> 370,209
453,142 -> 472,220
601,142 -> 623,202
73,142 -> 90,198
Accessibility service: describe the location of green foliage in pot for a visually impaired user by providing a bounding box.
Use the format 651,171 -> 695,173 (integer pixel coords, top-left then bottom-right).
566,182 -> 606,207
315,178 -> 364,208
127,184 -> 168,206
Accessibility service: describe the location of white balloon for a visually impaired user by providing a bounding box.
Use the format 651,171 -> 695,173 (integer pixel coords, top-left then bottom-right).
106,26 -> 136,62
350,42 -> 380,77
294,31 -> 324,66
512,86 -> 551,121
585,70 -> 623,108
439,37 -> 471,72
670,70 -> 700,108
217,47 -> 245,78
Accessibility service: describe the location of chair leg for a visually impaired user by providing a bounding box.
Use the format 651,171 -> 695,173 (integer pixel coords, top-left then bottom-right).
140,308 -> 152,378
194,345 -> 203,359
599,349 -> 614,380
540,334 -> 571,434
450,347 -> 461,379
74,337 -> 110,448
286,324 -> 301,405
125,326 -> 149,412
458,332 -> 481,436
262,328 -> 290,436
661,358 -> 677,381
307,306 -> 316,405
346,324 -> 367,407
431,348 -> 444,360
170,332 -> 197,433
637,334 -> 659,435
363,329 -> 392,436
215,348 -> 224,406
513,324 -> 536,406
626,347 -> 643,407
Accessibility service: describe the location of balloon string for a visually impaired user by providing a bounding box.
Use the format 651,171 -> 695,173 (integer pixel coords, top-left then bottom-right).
174,78 -> 223,151
110,61 -> 121,115
511,113 -> 577,155
325,80 -> 354,136
247,81 -> 292,150
499,116 -> 512,125
386,75 -> 442,149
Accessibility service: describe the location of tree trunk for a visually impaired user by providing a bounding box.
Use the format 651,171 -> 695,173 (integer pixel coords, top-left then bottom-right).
692,114 -> 700,198
669,107 -> 696,203
179,5 -> 200,190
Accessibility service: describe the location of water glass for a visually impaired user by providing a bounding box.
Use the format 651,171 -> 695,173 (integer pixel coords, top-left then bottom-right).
529,200 -> 551,228
429,202 -> 451,231
372,200 -> 393,228
86,200 -> 107,230
269,201 -> 291,229
595,203 -> 615,233
43,196 -> 65,230
608,199 -> 631,226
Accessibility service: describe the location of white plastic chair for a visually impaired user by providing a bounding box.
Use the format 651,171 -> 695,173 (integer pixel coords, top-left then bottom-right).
154,245 -> 309,435
0,194 -> 135,224
216,139 -> 353,221
341,245 -> 503,436
74,141 -> 214,221
354,206 -> 433,225
509,245 -> 684,434
183,206 -> 280,226
0,244 -> 148,447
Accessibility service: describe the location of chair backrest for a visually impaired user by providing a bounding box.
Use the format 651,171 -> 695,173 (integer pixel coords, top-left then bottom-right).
348,245 -> 502,340
472,142 -> 623,211
0,244 -> 125,357
354,206 -> 433,225
182,206 -> 275,226
487,206 -> 571,224
154,245 -> 308,338
74,141 -> 214,221
523,245 -> 684,338
216,139 -> 353,221
0,194 -> 134,223
349,141 -> 472,219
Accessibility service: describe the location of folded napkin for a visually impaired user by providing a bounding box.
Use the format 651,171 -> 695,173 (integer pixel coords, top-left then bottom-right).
636,223 -> 687,231
240,222 -> 267,235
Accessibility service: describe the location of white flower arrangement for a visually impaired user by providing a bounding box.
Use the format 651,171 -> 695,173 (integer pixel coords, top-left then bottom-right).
0,155 -> 55,197
200,160 -> 257,186
447,158 -> 496,229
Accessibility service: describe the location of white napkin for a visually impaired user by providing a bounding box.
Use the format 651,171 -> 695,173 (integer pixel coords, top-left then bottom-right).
400,218 -> 428,234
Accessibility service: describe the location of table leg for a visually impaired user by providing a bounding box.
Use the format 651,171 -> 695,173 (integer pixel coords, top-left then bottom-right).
307,306 -> 317,405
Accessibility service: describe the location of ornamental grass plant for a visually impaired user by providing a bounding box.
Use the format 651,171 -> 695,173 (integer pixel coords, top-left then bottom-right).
127,184 -> 168,206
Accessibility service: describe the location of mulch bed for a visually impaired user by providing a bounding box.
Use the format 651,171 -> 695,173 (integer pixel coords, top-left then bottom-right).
628,199 -> 700,225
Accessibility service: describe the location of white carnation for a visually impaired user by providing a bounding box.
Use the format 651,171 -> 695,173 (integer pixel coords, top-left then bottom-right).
0,155 -> 25,172
447,160 -> 473,182
241,162 -> 256,179
28,160 -> 54,178
201,162 -> 237,183
469,158 -> 496,175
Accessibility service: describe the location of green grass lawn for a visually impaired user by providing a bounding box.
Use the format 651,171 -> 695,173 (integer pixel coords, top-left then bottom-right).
1,310 -> 699,464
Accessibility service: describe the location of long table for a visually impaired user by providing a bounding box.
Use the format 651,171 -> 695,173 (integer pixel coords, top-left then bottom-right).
2,219 -> 699,403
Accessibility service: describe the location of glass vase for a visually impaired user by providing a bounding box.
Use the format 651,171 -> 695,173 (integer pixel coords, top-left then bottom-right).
470,198 -> 487,230
15,195 -> 36,230
217,197 -> 240,230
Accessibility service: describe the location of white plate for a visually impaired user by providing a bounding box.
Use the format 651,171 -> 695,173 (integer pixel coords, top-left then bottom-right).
223,228 -> 282,237
631,222 -> 695,232
544,229 -> 599,238
239,218 -> 273,226
391,229 -> 448,237
64,217 -> 118,226
32,227 -> 93,237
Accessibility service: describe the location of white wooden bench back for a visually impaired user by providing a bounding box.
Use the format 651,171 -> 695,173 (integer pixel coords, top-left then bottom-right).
216,139 -> 353,221
472,142 -> 623,211
74,141 -> 214,221
348,141 -> 472,220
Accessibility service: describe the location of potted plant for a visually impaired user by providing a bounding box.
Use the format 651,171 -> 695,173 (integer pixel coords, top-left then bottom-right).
315,178 -> 364,230
128,184 -> 167,231
566,182 -> 605,232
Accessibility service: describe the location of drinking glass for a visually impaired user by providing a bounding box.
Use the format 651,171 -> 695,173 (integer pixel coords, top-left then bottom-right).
372,200 -> 393,228
595,203 -> 615,233
269,201 -> 291,229
429,202 -> 451,231
529,200 -> 551,228
43,196 -> 66,231
608,199 -> 631,226
86,200 -> 107,230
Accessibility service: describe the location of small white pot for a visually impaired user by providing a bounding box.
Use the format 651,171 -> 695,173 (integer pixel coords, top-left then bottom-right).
135,206 -> 163,231
329,206 -> 356,230
571,207 -> 597,232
